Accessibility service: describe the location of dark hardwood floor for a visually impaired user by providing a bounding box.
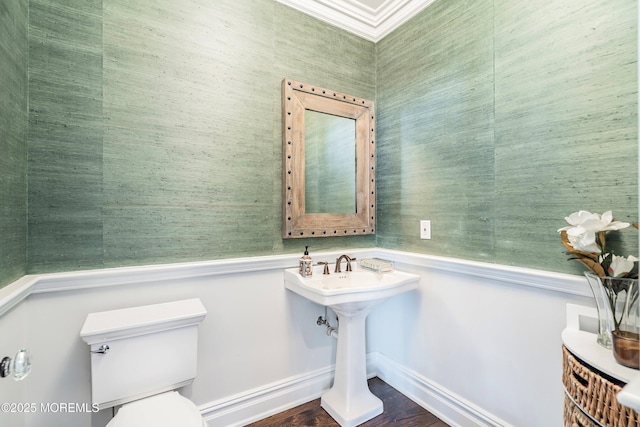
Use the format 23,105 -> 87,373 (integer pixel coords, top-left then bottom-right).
246,377 -> 450,427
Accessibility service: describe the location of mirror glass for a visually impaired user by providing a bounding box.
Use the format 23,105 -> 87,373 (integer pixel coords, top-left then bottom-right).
304,110 -> 356,214
282,78 -> 375,239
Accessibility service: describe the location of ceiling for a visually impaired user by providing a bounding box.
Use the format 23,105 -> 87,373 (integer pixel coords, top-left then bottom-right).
275,0 -> 437,42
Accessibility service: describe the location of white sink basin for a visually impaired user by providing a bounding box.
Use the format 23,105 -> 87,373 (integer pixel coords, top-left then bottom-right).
284,261 -> 419,427
283,264 -> 419,308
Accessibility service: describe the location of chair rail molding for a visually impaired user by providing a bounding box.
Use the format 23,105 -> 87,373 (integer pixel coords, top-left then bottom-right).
0,248 -> 589,318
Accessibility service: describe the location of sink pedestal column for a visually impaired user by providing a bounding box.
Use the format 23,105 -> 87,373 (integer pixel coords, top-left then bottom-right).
321,302 -> 383,427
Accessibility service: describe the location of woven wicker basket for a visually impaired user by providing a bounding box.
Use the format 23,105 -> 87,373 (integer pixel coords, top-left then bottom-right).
564,395 -> 599,427
562,345 -> 640,427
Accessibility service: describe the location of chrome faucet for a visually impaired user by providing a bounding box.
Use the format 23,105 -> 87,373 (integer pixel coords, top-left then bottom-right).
334,255 -> 356,273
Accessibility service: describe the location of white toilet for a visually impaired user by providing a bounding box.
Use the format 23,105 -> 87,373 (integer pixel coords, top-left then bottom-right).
80,298 -> 208,427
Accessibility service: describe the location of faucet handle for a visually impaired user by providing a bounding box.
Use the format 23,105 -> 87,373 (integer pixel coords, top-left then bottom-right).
345,257 -> 356,271
318,262 -> 330,275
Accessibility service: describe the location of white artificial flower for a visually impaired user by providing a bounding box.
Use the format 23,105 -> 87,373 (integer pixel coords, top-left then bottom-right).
566,229 -> 600,253
558,210 -> 630,253
608,255 -> 639,277
599,211 -> 632,231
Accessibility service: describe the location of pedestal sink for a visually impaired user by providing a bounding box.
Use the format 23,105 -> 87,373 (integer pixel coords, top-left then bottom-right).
284,262 -> 419,427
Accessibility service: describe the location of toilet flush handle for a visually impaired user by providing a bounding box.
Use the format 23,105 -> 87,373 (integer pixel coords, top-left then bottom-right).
91,344 -> 110,355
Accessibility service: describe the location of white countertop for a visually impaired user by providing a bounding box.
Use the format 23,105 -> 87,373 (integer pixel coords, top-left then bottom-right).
619,377 -> 640,412
561,328 -> 637,383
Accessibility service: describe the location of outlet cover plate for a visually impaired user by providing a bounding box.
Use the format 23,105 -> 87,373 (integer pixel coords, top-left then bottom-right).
420,220 -> 431,239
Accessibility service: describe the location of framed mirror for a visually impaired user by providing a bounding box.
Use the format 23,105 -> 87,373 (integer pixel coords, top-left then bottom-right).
282,78 -> 375,238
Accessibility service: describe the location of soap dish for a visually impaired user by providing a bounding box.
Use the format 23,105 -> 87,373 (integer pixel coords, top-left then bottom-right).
359,258 -> 394,273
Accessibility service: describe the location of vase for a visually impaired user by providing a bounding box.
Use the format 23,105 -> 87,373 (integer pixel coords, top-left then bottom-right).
584,272 -> 615,349
584,272 -> 639,368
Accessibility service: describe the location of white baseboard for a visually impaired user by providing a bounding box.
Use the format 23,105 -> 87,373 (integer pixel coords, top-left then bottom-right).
200,365 -> 334,427
200,352 -> 510,427
370,352 -> 513,427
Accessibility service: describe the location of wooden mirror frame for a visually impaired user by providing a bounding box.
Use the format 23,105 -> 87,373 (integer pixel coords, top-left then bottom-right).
282,78 -> 375,239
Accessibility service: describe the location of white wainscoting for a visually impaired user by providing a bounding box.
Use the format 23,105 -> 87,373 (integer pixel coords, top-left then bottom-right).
0,249 -> 593,427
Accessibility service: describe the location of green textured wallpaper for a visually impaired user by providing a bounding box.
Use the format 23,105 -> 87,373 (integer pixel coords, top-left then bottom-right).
376,0 -> 496,261
28,0 -> 104,272
493,0 -> 638,272
376,0 -> 638,274
26,0 -> 376,273
0,0 -> 28,288
8,0 -> 638,279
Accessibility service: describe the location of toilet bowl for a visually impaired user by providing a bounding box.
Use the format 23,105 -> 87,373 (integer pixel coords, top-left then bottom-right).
80,298 -> 208,427
107,391 -> 207,427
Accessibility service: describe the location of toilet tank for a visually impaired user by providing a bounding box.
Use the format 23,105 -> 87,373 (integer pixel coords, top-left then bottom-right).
80,298 -> 207,410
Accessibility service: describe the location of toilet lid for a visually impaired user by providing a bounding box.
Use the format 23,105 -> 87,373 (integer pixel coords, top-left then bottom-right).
107,391 -> 207,427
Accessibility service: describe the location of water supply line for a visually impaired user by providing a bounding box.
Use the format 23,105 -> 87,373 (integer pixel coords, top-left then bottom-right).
316,307 -> 338,338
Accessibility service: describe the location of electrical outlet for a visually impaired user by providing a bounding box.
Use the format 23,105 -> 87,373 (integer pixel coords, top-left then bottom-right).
420,220 -> 431,239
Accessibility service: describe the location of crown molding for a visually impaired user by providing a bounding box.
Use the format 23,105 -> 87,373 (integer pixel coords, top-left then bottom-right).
275,0 -> 438,42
